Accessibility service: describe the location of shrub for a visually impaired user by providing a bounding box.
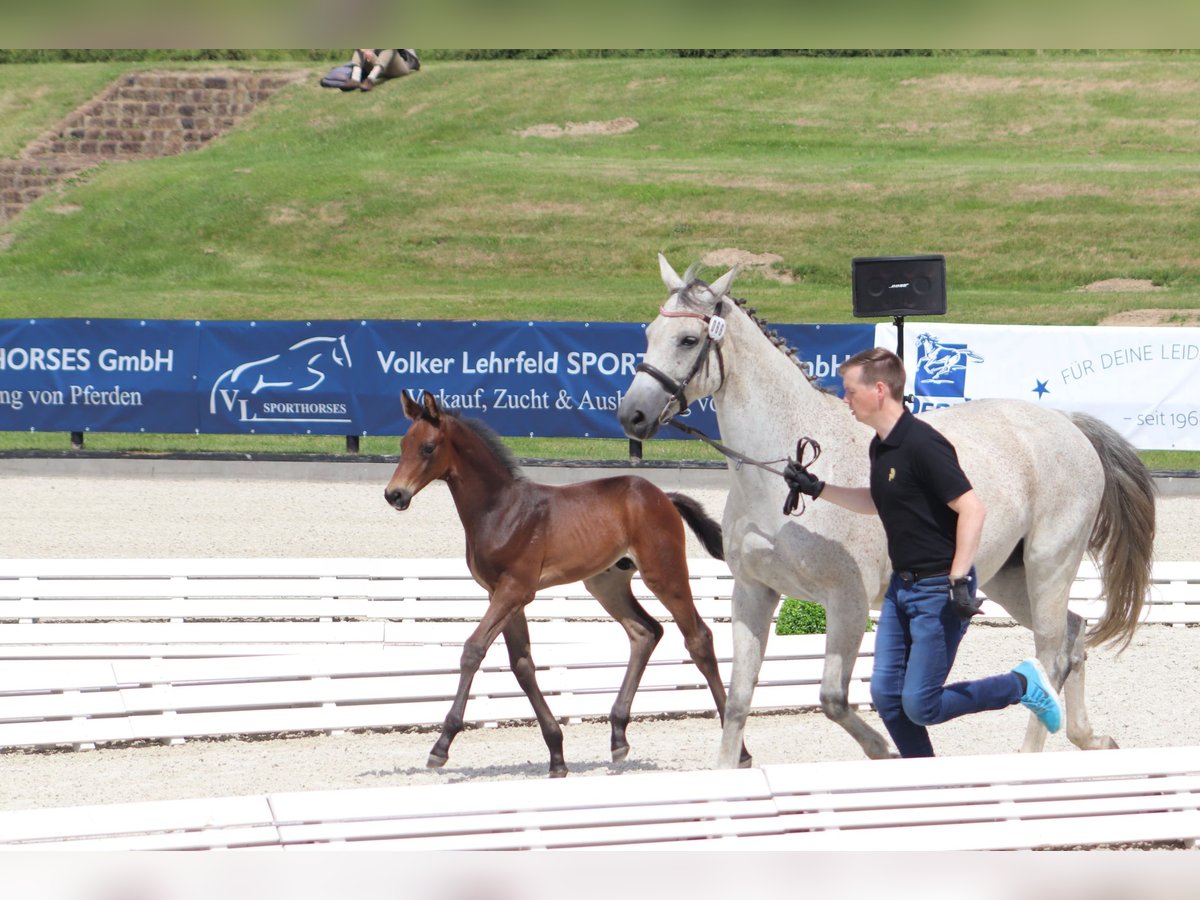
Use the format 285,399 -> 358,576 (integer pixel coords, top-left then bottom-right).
775,598 -> 826,635
775,598 -> 875,635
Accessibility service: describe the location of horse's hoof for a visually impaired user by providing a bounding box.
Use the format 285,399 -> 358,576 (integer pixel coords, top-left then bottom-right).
549,767 -> 569,779
611,745 -> 630,763
426,753 -> 448,769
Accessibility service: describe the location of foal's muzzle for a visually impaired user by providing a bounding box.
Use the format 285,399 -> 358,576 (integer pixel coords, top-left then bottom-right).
384,487 -> 413,511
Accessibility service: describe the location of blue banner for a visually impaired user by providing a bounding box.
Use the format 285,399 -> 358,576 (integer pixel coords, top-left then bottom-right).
198,320 -> 363,436
0,318 -> 199,434
0,318 -> 875,439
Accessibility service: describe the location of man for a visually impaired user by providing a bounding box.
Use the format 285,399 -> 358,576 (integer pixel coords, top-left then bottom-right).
349,49 -> 420,91
783,346 -> 1063,758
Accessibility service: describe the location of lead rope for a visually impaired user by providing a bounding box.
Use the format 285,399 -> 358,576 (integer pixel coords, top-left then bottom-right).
666,420 -> 821,517
781,436 -> 821,517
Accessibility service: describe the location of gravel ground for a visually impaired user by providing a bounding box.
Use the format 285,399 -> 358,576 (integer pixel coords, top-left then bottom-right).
0,460 -> 1197,812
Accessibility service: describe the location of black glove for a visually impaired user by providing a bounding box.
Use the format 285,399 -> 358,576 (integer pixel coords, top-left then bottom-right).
782,460 -> 824,515
949,576 -> 983,620
784,461 -> 824,498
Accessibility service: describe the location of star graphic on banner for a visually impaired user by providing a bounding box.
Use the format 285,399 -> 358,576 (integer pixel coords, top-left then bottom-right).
1032,379 -> 1050,399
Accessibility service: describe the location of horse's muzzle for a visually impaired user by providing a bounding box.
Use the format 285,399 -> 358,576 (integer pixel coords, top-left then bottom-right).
617,393 -> 665,441
384,487 -> 413,511
618,406 -> 663,441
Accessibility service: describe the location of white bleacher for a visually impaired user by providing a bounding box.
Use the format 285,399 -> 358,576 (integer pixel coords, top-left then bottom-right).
0,635 -> 872,751
2,558 -> 1197,643
0,746 -> 1196,851
1061,560 -> 1200,625
0,557 -> 735,659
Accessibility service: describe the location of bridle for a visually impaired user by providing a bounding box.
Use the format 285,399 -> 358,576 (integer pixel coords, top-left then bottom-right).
633,295 -> 821,515
634,297 -> 728,426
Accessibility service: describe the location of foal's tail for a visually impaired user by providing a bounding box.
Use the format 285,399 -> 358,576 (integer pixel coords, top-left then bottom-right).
1071,412 -> 1156,651
667,492 -> 724,560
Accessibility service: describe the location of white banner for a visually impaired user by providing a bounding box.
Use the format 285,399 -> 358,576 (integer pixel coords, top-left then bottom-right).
873,323 -> 1200,451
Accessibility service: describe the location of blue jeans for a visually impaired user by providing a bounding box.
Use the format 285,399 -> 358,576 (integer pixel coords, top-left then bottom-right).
869,569 -> 1023,758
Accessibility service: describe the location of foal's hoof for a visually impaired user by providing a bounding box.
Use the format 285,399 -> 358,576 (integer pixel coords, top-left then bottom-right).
426,752 -> 448,769
611,744 -> 630,763
549,767 -> 569,779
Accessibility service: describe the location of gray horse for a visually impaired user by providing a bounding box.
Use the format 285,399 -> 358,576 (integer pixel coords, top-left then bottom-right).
618,255 -> 1155,768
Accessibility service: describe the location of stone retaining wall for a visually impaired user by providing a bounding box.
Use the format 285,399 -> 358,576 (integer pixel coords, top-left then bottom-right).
1,70 -> 305,222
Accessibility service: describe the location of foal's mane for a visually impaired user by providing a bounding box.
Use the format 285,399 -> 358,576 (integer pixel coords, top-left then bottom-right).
676,269 -> 822,388
439,410 -> 527,481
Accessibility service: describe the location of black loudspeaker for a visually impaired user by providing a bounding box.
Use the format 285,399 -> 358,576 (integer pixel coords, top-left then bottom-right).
852,255 -> 947,318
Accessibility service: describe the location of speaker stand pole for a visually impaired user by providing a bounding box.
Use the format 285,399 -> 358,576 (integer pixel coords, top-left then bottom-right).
894,315 -> 914,410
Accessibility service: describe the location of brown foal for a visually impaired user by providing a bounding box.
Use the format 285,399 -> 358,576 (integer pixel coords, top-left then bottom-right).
384,390 -> 743,777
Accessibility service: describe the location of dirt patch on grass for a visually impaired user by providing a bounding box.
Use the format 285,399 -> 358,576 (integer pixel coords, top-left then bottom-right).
1010,183 -> 1112,201
900,75 -> 1195,95
516,118 -> 638,138
1073,278 -> 1164,293
505,201 -> 591,218
1099,308 -> 1200,326
268,206 -> 303,225
701,248 -> 795,284
268,203 -> 346,227
315,202 -> 347,227
627,77 -> 670,90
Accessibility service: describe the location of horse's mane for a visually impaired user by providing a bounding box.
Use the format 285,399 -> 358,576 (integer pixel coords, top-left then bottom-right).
678,271 -> 824,389
443,411 -> 527,481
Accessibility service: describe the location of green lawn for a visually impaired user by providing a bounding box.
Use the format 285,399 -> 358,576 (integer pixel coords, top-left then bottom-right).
1,53 -> 1198,468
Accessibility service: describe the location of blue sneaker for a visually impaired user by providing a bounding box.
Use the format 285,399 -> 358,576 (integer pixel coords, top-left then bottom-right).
1012,658 -> 1063,733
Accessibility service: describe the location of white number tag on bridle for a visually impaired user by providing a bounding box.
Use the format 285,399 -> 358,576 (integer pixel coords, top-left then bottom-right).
707,315 -> 727,341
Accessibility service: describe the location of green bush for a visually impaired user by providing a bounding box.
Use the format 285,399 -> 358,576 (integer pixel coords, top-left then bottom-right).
775,598 -> 875,635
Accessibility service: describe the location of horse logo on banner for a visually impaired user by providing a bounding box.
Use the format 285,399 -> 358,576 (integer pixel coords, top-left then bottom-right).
913,332 -> 984,411
208,334 -> 353,426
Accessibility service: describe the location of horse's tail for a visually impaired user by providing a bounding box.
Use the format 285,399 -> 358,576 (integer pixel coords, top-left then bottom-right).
667,492 -> 724,561
1070,412 -> 1156,650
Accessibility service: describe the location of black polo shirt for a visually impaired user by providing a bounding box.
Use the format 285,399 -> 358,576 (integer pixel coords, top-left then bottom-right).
869,410 -> 973,575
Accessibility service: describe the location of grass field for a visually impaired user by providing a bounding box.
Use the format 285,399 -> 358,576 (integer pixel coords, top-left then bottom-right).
1,52 -> 1198,468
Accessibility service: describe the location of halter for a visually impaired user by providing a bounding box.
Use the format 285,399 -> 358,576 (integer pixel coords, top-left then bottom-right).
635,294 -> 820,516
635,298 -> 727,425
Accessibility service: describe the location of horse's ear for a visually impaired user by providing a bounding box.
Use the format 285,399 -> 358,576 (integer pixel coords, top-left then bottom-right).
658,253 -> 685,292
709,266 -> 738,300
401,390 -> 422,421
421,390 -> 442,423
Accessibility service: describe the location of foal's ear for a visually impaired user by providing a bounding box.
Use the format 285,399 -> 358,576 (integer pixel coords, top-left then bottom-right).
421,390 -> 442,422
709,265 -> 738,300
658,252 -> 685,292
401,390 -> 423,421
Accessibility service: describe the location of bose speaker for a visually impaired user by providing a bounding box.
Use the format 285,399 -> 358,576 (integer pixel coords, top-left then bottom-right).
852,255 -> 947,318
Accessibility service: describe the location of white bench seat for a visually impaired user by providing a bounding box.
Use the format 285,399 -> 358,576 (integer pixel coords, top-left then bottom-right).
2,746 -> 1196,851
0,795 -> 278,850
0,634 -> 872,750
2,559 -> 1196,640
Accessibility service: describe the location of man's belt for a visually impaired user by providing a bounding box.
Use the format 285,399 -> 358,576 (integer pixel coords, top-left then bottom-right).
895,569 -> 950,584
